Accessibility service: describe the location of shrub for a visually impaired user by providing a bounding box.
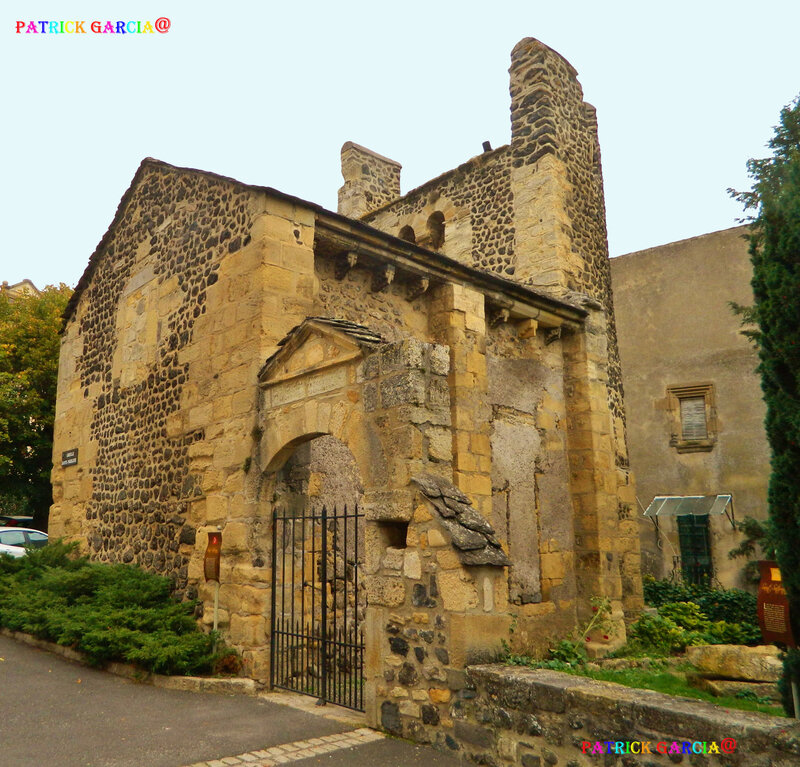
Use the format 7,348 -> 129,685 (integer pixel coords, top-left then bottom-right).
628,613 -> 704,654
643,576 -> 760,635
658,601 -> 710,632
0,542 -> 234,676
626,597 -> 762,654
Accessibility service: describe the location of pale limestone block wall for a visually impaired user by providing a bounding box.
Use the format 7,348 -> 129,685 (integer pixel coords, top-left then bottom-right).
487,323 -> 577,640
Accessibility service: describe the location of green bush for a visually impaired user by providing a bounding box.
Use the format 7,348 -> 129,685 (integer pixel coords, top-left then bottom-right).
658,601 -> 710,632
628,613 -> 705,654
626,595 -> 762,655
0,541 -> 236,676
642,576 -> 760,634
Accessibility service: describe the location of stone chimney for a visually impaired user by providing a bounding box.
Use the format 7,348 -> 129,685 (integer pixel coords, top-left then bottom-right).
337,142 -> 401,219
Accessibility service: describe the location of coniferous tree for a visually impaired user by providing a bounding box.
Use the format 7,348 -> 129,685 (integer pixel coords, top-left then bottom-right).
736,96 -> 800,712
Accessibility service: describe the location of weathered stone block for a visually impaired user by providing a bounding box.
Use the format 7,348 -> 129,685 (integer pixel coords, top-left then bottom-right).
366,577 -> 406,607
381,701 -> 402,735
229,614 -> 266,646
454,720 -> 495,748
380,371 -> 426,408
686,644 -> 782,682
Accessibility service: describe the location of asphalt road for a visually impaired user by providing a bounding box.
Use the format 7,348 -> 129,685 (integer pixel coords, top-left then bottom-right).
0,635 -> 462,767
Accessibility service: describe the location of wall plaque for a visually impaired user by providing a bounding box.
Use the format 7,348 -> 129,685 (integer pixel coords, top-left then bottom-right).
61,449 -> 78,467
204,530 -> 222,582
757,560 -> 796,647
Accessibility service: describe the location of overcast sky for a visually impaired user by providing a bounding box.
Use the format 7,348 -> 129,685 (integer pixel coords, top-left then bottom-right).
3,1 -> 798,290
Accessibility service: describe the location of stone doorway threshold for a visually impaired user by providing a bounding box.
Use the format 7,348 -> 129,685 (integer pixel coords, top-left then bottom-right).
259,690 -> 366,727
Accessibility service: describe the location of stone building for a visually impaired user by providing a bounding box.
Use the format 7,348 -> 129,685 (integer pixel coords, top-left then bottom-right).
50,38 -> 641,737
1,279 -> 40,298
611,226 -> 768,589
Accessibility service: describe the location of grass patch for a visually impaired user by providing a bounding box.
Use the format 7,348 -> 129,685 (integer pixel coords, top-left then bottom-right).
0,540 -> 238,676
573,665 -> 786,717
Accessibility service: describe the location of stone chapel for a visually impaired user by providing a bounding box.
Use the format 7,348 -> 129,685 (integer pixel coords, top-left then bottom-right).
50,38 -> 642,733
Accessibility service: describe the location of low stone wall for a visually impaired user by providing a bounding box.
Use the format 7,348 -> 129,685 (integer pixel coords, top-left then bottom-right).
437,665 -> 800,767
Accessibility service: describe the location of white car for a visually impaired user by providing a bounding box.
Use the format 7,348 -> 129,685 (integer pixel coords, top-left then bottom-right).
0,527 -> 48,558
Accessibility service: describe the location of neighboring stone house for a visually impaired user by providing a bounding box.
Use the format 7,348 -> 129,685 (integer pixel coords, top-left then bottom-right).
611,226 -> 768,589
50,38 -> 642,736
1,279 -> 40,298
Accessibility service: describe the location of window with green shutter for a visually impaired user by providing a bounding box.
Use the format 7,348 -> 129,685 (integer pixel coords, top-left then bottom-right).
677,513 -> 713,585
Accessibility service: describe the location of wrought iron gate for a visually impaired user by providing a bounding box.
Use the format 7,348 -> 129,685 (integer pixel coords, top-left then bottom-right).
270,504 -> 365,710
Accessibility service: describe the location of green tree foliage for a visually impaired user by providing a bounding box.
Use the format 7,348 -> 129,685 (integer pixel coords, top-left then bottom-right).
733,95 -> 800,713
0,285 -> 72,525
728,516 -> 779,583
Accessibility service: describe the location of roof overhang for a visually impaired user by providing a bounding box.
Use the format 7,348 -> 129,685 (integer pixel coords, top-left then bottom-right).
313,212 -> 588,329
643,495 -> 735,528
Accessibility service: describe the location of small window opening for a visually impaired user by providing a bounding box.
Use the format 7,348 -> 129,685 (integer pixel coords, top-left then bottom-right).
427,212 -> 445,249
377,520 -> 408,549
399,225 -> 416,244
679,396 -> 708,440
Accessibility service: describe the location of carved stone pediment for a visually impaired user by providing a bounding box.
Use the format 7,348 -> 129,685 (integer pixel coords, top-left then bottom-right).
258,318 -> 383,407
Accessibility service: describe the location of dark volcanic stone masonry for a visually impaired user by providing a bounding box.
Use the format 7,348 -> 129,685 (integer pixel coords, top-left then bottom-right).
74,164 -> 254,586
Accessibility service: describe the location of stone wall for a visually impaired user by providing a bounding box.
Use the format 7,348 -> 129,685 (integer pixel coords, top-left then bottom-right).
349,38 -> 627,471
51,161 -> 318,598
338,142 -> 402,219
314,255 -> 432,343
434,665 -> 800,766
362,147 -> 516,279
487,324 -> 575,611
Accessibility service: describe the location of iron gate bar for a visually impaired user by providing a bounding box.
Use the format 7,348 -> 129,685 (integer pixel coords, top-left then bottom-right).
270,504 -> 365,711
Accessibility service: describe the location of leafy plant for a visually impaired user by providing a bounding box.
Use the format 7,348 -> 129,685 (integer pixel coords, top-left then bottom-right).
0,284 -> 73,526
643,576 -> 759,634
538,596 -> 613,667
658,601 -> 709,632
627,613 -> 703,654
728,516 -> 779,583
0,541 -> 235,676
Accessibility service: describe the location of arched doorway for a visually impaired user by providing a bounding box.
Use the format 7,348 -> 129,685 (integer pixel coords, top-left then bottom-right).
266,434 -> 366,710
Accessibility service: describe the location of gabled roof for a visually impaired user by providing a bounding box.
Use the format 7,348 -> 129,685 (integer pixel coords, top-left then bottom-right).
258,317 -> 384,383
63,158 -> 588,330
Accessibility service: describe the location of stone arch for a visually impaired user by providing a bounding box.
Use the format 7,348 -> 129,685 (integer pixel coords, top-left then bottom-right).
399,224 -> 416,243
427,211 -> 445,249
259,395 -> 388,497
264,433 -> 365,516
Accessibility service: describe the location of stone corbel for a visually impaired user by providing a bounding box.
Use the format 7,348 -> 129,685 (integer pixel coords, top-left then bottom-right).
517,318 -> 538,339
371,264 -> 395,293
334,251 -> 358,280
545,327 -> 561,345
489,308 -> 510,327
406,276 -> 430,302
487,298 -> 514,328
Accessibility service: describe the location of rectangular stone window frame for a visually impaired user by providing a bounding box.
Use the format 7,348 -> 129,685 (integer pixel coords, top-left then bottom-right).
667,383 -> 716,453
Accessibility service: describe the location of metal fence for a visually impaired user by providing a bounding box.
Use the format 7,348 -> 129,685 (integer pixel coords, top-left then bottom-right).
270,504 -> 365,711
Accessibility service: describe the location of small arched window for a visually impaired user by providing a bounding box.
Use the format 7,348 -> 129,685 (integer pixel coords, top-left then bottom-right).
399,225 -> 416,244
427,212 -> 445,249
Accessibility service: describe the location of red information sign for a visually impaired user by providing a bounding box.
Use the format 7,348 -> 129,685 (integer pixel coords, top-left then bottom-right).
757,560 -> 796,647
204,530 -> 222,582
